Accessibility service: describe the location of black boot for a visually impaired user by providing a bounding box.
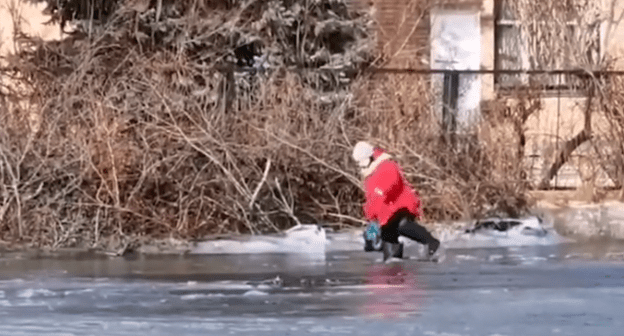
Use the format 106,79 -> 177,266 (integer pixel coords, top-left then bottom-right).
382,241 -> 403,261
397,217 -> 440,257
428,237 -> 440,257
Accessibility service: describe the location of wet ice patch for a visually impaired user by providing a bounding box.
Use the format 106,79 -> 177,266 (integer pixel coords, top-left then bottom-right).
120,321 -> 150,328
565,253 -> 594,260
308,325 -> 354,334
14,300 -> 51,307
17,288 -> 56,299
183,322 -> 226,331
456,255 -> 479,261
0,279 -> 25,285
63,288 -> 94,296
332,255 -> 351,260
424,332 -> 466,336
230,325 -> 273,332
297,319 -> 316,325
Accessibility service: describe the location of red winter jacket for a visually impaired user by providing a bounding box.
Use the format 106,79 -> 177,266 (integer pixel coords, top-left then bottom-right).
361,148 -> 422,227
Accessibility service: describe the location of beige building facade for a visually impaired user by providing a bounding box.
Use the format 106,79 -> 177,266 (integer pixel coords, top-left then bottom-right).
355,0 -> 624,189
0,0 -> 62,60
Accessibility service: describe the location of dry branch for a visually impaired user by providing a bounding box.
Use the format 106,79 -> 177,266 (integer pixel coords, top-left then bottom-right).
0,0 -> 540,249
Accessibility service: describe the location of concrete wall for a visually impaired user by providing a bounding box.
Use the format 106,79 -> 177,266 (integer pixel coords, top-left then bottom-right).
521,0 -> 624,188
480,0 -> 494,103
0,0 -> 61,60
524,97 -> 616,188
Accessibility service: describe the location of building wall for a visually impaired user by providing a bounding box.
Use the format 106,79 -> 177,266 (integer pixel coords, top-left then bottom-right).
1,0 -> 63,137
353,0 -> 624,189
0,0 -> 62,61
603,0 -> 624,69
520,0 -> 624,188
524,96 -> 616,188
363,0 -> 431,68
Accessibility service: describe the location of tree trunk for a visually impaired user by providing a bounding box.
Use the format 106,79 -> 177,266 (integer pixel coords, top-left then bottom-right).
514,96 -> 540,181
539,87 -> 594,189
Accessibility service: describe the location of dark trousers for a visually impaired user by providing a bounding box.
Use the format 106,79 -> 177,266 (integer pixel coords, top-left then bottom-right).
381,209 -> 435,245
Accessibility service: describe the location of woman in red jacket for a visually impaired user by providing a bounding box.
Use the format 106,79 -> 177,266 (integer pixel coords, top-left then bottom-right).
352,141 -> 440,260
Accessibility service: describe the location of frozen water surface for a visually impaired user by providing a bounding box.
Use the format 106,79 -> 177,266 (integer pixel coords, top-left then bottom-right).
2,221 -> 624,335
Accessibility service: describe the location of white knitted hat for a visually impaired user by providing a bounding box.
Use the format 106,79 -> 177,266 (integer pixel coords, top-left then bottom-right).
352,141 -> 374,168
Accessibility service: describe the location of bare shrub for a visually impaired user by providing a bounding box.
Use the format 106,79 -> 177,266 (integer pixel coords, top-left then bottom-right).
0,0 -> 375,250
598,71 -> 624,195
348,72 -> 530,222
0,0 -> 533,250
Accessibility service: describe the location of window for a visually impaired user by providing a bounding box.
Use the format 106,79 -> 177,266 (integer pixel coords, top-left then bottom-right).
494,0 -> 601,91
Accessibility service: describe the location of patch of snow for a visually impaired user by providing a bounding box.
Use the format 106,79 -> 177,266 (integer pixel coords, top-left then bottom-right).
242,290 -> 268,296
17,288 -> 57,299
177,281 -> 254,291
455,255 -> 479,261
440,216 -> 573,249
63,289 -> 94,296
181,294 -> 225,300
191,224 -> 328,255
230,325 -> 273,332
307,325 -> 354,334
189,216 -> 577,256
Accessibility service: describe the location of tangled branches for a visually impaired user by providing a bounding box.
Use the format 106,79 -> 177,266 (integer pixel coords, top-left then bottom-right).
0,0 -> 533,250
0,0 -> 374,250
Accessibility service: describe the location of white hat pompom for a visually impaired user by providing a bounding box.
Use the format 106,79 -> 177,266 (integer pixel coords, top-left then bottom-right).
352,141 -> 374,167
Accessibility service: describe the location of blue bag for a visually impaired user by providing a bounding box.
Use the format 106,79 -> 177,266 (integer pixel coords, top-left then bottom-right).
363,221 -> 382,252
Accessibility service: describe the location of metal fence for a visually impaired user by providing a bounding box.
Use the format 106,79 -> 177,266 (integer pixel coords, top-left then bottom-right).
48,62 -> 605,189
218,65 -> 623,189
369,68 -> 623,189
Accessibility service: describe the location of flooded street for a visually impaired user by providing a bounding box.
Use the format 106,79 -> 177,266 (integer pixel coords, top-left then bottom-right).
2,239 -> 624,335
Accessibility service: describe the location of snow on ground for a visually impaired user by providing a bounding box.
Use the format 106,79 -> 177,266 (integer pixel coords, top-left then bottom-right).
433,216 -> 575,250
189,216 -> 573,255
190,224 -> 328,256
